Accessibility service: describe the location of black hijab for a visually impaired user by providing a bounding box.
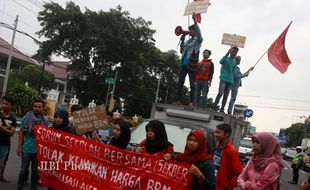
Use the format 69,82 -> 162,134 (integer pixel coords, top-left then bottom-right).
109,119 -> 131,149
144,120 -> 171,154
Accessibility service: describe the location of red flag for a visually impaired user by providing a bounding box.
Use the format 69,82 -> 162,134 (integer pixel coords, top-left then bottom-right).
267,21 -> 292,74
193,0 -> 202,23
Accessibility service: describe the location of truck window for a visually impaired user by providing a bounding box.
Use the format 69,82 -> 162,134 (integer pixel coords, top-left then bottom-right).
240,139 -> 253,148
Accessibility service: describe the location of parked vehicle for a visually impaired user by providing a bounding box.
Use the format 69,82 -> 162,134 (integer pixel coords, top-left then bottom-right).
301,138 -> 310,150
282,148 -> 297,161
238,137 -> 253,166
302,148 -> 310,172
129,103 -> 250,153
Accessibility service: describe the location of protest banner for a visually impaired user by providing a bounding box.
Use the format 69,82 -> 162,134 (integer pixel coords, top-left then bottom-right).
34,125 -> 193,190
72,105 -> 108,135
184,0 -> 210,16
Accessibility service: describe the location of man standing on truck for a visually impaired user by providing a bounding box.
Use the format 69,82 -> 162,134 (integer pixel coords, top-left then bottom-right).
194,49 -> 214,108
289,146 -> 304,184
176,14 -> 203,107
212,47 -> 238,113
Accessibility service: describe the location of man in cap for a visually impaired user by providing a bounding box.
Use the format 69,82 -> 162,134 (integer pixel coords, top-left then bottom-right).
289,146 -> 304,184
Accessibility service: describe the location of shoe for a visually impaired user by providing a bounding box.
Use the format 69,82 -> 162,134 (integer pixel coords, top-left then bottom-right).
0,177 -> 10,183
288,181 -> 297,184
211,105 -> 219,111
175,101 -> 181,106
219,109 -> 225,113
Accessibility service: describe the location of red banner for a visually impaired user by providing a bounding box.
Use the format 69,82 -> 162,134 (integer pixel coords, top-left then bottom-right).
267,21 -> 292,74
34,125 -> 193,190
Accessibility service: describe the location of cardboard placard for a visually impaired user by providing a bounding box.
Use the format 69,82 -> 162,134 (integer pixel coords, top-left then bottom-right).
72,105 -> 107,135
221,33 -> 246,48
184,0 -> 210,16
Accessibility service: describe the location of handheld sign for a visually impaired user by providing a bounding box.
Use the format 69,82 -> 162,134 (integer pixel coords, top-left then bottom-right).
184,0 -> 210,16
221,33 -> 246,48
73,105 -> 108,135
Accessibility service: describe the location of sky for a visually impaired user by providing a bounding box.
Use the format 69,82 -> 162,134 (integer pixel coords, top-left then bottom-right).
0,0 -> 309,133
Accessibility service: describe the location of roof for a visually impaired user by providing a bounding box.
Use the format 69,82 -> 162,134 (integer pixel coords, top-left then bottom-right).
0,37 -> 36,65
44,61 -> 70,80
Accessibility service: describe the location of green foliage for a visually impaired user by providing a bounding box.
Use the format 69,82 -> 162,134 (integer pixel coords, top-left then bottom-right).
285,123 -> 305,147
9,84 -> 40,115
9,64 -> 55,90
36,2 -> 183,118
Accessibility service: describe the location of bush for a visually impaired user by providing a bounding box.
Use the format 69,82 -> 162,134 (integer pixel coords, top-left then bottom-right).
9,84 -> 40,115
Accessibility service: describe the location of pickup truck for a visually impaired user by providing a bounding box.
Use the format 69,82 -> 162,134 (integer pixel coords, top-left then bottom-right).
129,103 -> 251,153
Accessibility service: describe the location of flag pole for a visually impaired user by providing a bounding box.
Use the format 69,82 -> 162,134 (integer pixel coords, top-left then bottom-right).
253,49 -> 268,68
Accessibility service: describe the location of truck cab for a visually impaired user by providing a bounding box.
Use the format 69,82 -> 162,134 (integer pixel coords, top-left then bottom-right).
130,103 -> 251,153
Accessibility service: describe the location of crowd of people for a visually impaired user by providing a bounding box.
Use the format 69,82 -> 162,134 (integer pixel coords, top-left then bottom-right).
176,14 -> 254,114
0,96 -> 309,190
0,13 -> 308,190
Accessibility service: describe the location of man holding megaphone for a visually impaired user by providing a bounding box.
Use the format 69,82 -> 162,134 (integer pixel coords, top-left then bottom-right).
176,14 -> 203,106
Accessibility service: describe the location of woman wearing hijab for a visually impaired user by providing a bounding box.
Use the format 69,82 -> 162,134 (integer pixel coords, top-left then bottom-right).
164,130 -> 215,190
135,120 -> 174,157
52,109 -> 75,134
108,119 -> 131,149
237,132 -> 283,190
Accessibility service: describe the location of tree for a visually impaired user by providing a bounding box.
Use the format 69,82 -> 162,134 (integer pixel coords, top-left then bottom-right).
285,123 -> 305,147
35,2 -> 183,118
9,65 -> 55,91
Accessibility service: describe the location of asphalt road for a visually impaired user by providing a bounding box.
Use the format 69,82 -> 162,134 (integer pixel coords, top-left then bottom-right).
0,134 -> 309,190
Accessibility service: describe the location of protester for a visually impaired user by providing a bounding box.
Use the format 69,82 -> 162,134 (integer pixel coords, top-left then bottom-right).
52,108 -> 75,134
68,104 -> 84,128
212,46 -> 239,113
237,132 -> 283,190
17,100 -> 49,190
135,120 -> 173,157
289,146 -> 304,184
227,56 -> 254,114
214,123 -> 243,190
108,119 -> 131,149
0,96 -> 17,183
194,49 -> 214,108
163,129 -> 215,190
176,13 -> 203,107
98,110 -> 113,143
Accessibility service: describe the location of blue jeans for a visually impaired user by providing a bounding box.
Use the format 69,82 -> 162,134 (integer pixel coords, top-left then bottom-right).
195,80 -> 209,108
0,145 -> 9,176
227,84 -> 239,114
177,65 -> 196,103
18,153 -> 38,190
213,80 -> 232,111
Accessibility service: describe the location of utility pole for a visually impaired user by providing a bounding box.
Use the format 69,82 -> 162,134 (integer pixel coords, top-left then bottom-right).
2,15 -> 18,97
155,76 -> 161,103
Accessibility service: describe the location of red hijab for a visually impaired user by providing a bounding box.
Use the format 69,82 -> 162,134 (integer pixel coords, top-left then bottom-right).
251,132 -> 284,171
177,130 -> 213,165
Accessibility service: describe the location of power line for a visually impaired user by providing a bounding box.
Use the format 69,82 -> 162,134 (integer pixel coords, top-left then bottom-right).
0,10 -> 39,30
26,0 -> 44,10
11,0 -> 38,16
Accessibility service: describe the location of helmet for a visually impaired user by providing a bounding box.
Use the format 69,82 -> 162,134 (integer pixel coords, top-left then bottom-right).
296,146 -> 302,150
